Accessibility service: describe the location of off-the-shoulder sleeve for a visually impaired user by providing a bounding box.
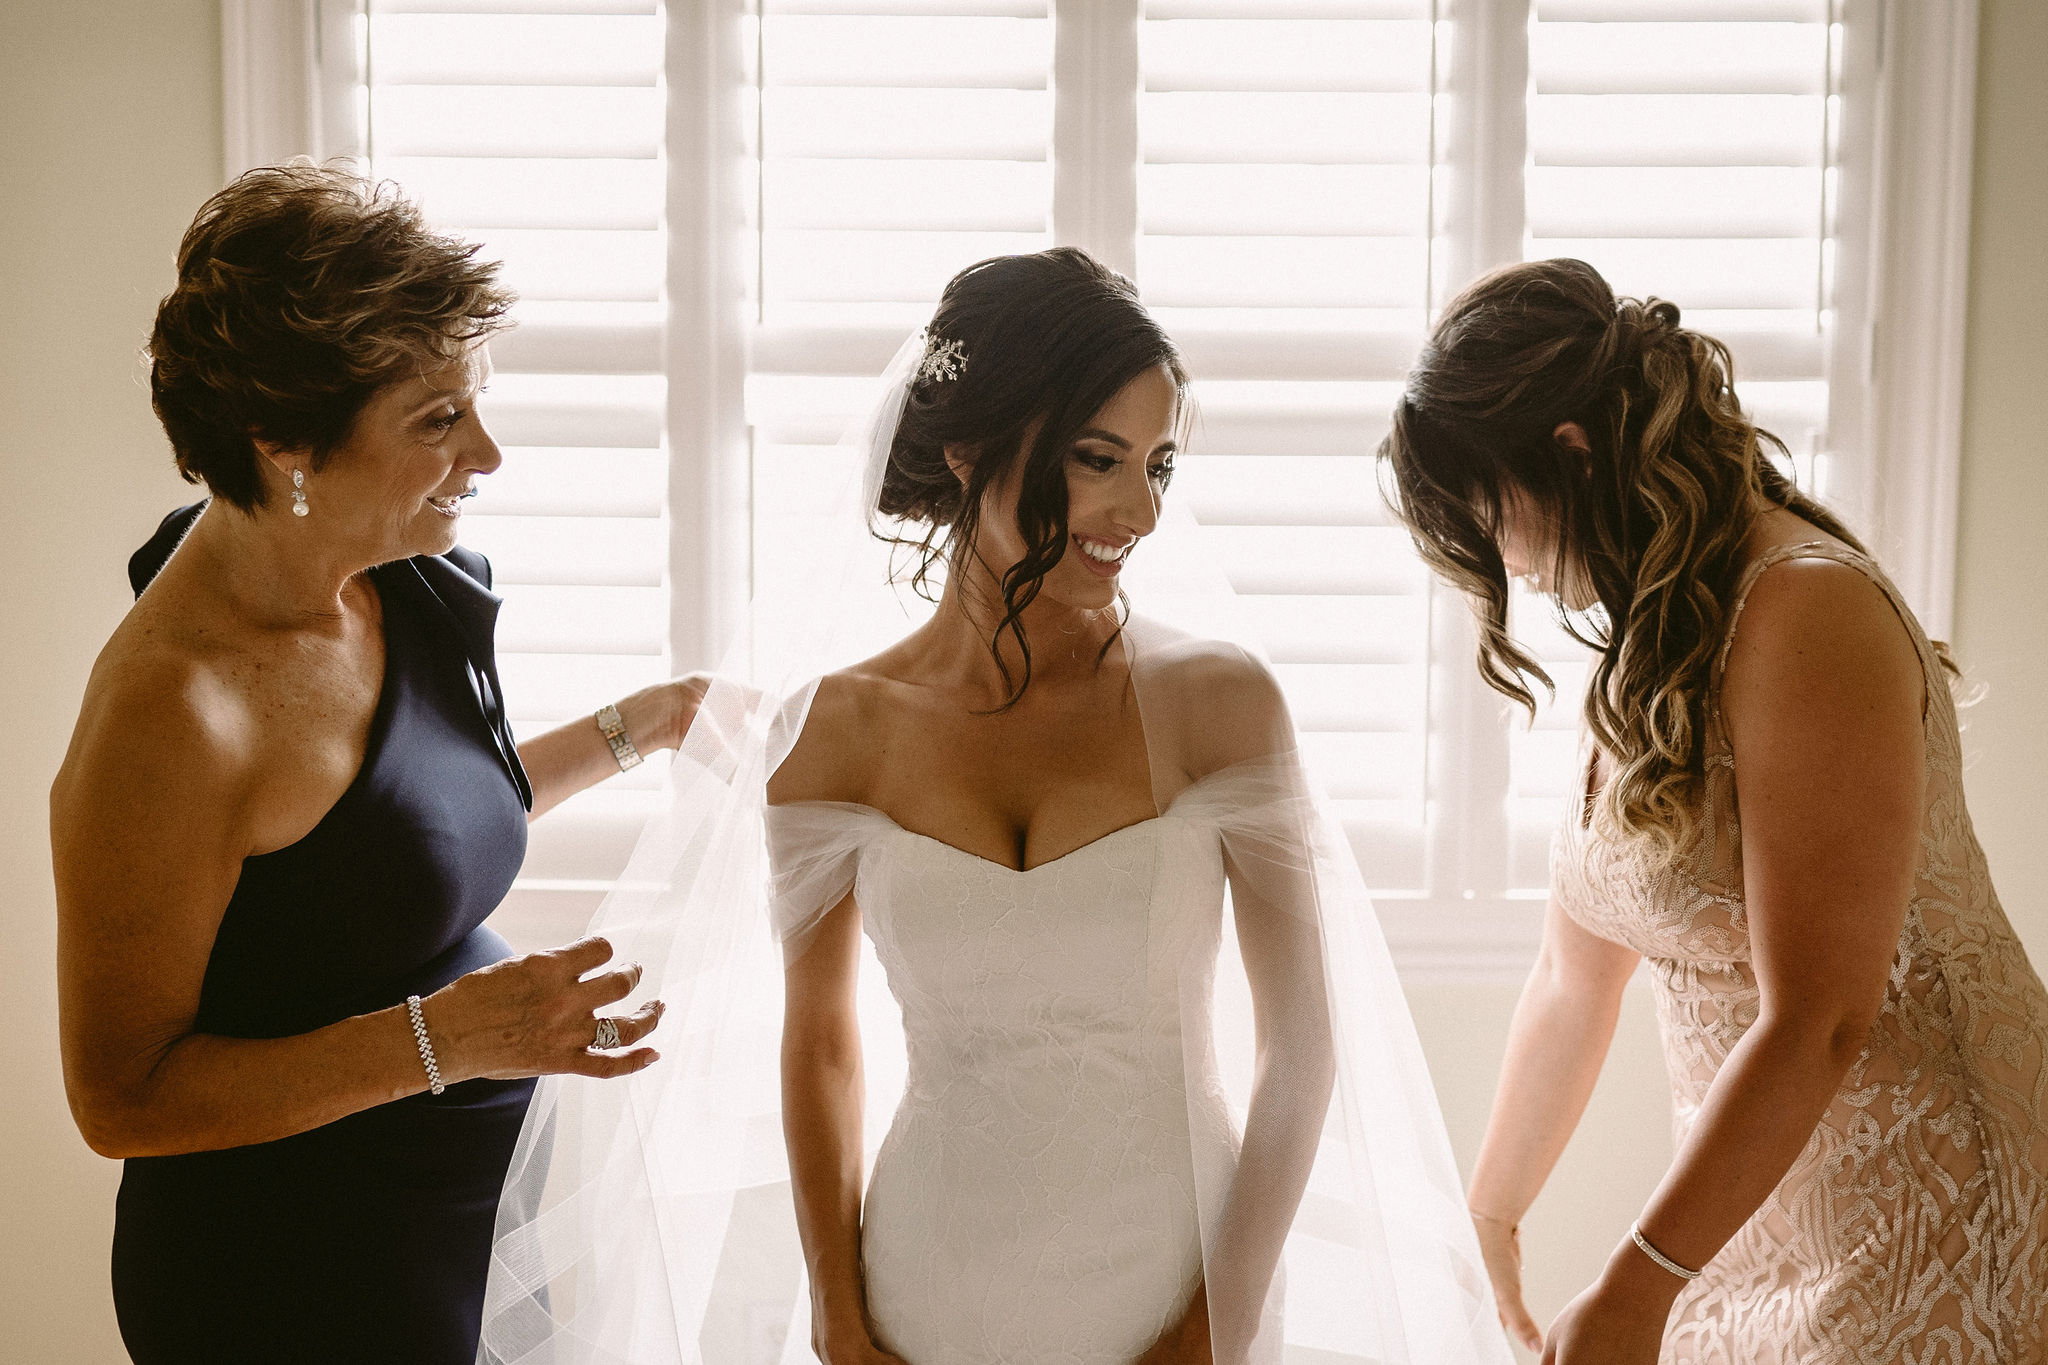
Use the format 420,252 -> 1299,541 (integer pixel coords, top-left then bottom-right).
764,801 -> 889,953
1170,752 -> 1321,906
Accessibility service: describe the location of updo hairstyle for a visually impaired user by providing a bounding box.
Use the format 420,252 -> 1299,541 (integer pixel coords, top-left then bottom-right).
1379,257 -> 1872,857
878,247 -> 1186,703
147,161 -> 515,512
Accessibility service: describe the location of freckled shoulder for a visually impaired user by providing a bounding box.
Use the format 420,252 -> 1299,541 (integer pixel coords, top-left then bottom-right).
55,606 -> 263,832
1719,555 -> 1927,738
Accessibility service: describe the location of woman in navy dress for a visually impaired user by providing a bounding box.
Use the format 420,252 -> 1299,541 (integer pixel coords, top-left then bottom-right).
50,164 -> 700,1363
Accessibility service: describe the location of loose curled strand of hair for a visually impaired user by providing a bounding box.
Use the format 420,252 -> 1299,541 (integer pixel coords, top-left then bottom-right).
1383,259 -> 1906,864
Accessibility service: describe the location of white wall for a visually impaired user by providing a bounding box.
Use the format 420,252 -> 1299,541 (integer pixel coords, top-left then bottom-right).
1,2 -> 2042,1359
0,5 -> 220,1359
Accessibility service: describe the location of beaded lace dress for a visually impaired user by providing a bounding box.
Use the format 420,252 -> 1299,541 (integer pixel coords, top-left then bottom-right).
1552,543 -> 2048,1364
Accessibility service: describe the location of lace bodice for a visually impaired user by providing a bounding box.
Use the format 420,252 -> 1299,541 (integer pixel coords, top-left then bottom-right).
1553,543 -> 2048,1364
768,773 -> 1270,1364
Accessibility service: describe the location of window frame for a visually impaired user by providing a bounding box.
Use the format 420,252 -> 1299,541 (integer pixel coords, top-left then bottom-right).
227,0 -> 1979,981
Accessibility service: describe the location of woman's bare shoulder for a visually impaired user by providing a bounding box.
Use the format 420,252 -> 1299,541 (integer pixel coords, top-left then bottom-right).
1137,633 -> 1294,773
55,603 -> 261,833
766,666 -> 900,807
1721,551 -> 1924,738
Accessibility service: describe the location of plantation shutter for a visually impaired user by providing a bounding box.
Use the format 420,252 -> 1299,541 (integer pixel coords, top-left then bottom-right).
1506,0 -> 1840,891
340,0 -> 1877,969
747,1 -> 1055,602
1132,1 -> 1438,896
363,1 -> 670,937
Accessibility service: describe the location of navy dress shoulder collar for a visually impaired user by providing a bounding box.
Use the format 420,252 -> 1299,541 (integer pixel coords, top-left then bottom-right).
128,501 -> 531,809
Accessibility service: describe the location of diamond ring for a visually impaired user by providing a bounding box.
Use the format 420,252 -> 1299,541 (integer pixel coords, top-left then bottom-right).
592,1017 -> 622,1050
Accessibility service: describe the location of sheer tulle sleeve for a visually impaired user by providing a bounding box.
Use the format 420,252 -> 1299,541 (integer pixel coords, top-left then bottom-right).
476,336 -> 1513,1363
765,802 -> 887,960
1133,624 -> 1510,1365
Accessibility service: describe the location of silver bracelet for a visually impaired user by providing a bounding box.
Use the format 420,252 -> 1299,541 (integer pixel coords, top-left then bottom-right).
405,994 -> 446,1096
1630,1220 -> 1702,1281
595,702 -> 643,772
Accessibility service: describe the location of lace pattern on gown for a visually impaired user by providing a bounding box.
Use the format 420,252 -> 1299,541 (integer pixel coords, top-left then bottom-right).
765,760 -> 1310,1364
1552,542 -> 2048,1364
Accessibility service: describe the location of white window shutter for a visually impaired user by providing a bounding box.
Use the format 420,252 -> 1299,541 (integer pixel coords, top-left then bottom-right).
326,0 -> 1936,975
364,1 -> 671,940
1137,2 -> 1439,895
1508,0 -> 1841,893
748,0 -> 1055,581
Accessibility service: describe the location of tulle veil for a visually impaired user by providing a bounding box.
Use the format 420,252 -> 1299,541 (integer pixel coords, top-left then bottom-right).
476,332 -> 1513,1364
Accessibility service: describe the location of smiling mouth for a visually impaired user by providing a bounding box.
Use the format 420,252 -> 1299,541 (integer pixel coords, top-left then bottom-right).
1073,533 -> 1131,577
427,487 -> 477,518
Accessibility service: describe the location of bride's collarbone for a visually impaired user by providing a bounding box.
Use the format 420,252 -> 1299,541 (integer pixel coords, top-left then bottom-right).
864,729 -> 1158,874
783,664 -> 1159,870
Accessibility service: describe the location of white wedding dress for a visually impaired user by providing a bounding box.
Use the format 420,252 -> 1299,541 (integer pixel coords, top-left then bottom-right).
475,331 -> 1513,1364
768,765 -> 1275,1364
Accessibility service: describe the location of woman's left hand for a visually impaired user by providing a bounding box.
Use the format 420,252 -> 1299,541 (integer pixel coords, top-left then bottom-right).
624,673 -> 710,753
518,673 -> 713,821
1540,1250 -> 1683,1365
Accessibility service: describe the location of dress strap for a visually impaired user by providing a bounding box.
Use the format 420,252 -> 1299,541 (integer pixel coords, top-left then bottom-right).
1710,540 -> 1938,730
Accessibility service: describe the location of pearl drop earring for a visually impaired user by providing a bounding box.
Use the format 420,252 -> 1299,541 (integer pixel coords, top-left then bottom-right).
291,468 -> 309,517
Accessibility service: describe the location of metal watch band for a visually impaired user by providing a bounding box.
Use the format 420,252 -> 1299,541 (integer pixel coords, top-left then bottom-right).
595,701 -> 643,772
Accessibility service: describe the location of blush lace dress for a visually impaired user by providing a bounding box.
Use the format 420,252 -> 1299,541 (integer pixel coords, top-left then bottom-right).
1553,542 -> 2048,1364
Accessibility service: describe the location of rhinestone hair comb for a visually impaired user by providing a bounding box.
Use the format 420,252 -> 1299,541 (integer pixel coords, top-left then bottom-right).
915,330 -> 968,385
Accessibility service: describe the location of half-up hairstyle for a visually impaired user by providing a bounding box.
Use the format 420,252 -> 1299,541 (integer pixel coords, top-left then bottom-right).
1380,257 -> 1870,860
877,247 -> 1187,706
149,161 -> 515,511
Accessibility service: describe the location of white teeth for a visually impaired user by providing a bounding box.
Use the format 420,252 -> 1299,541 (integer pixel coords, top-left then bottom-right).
1077,537 -> 1124,563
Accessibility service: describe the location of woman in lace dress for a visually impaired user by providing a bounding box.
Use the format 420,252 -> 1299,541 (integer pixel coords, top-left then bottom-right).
1380,258 -> 2048,1364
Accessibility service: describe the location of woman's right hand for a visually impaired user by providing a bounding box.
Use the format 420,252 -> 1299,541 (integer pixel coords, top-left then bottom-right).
426,935 -> 663,1084
1472,1211 -> 1545,1355
811,1314 -> 911,1365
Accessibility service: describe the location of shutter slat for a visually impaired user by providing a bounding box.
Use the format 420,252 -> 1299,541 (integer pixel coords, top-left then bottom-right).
473,447 -> 665,517
1142,19 -> 1432,92
375,157 -> 660,230
487,309 -> 663,375
458,514 -> 666,587
1532,94 -> 1822,166
1177,454 -> 1395,527
369,14 -> 661,85
764,15 -> 1049,87
469,228 -> 662,302
1534,22 -> 1827,95
371,86 -> 661,158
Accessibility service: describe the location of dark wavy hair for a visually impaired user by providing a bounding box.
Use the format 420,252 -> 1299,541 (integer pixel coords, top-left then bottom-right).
147,161 -> 515,512
1380,257 -> 1888,858
877,247 -> 1187,706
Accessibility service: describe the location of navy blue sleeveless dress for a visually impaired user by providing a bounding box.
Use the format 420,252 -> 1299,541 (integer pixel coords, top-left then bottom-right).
112,504 -> 539,1364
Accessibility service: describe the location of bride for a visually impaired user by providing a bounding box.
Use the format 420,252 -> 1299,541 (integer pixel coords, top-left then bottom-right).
477,250 -> 1509,1365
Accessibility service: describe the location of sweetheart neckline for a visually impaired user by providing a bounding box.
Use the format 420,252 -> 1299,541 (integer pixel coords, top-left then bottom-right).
779,763 -> 1234,876
864,808 -> 1168,876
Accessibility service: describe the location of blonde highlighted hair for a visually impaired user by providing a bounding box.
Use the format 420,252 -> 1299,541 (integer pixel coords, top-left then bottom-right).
1380,258 -> 1882,861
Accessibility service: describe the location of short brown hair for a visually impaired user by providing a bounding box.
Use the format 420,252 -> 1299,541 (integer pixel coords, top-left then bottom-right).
147,161 -> 515,511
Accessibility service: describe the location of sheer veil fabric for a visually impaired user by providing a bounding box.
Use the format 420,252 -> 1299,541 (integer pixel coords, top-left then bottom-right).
477,335 -> 1511,1365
